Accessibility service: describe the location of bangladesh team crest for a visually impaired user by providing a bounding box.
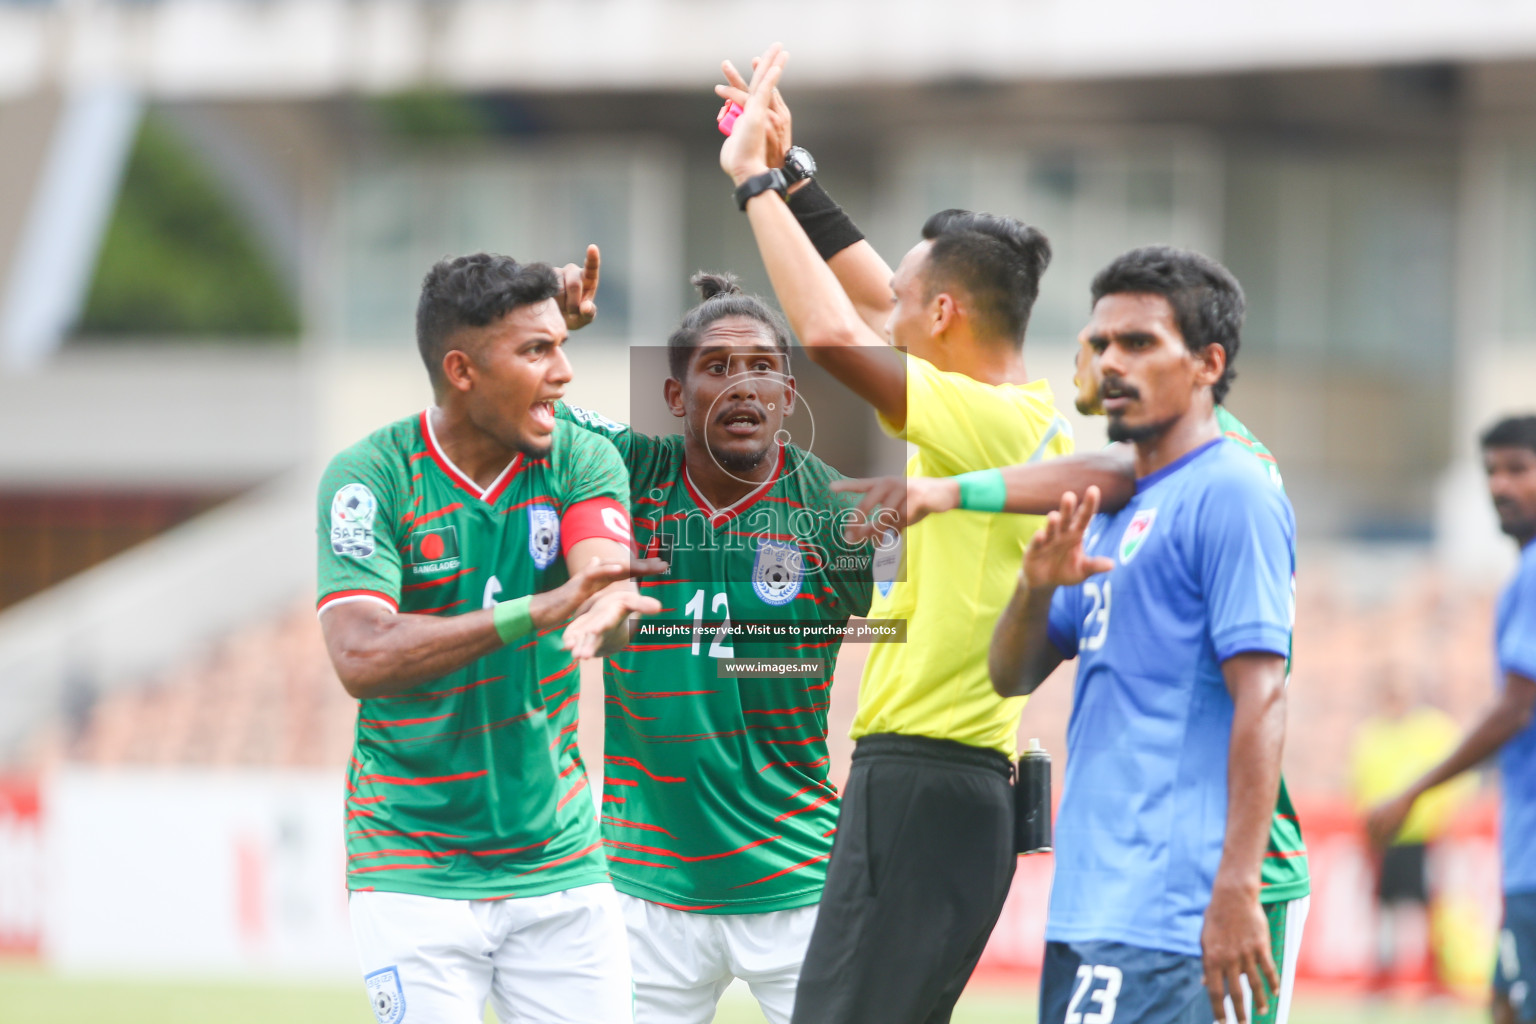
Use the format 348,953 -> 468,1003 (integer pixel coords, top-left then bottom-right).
364,965 -> 406,1024
752,538 -> 804,606
528,504 -> 560,570
1119,508 -> 1157,564
330,483 -> 377,559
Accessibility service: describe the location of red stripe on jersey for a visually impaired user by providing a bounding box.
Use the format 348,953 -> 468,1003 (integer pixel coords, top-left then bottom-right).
346,810 -> 375,820
773,793 -> 836,822
360,713 -> 454,728
371,709 -> 538,747
411,598 -> 467,616
676,835 -> 781,863
645,900 -> 727,911
758,755 -> 830,773
623,643 -> 694,650
556,776 -> 589,811
318,589 -> 399,613
357,769 -> 489,786
409,451 -> 431,462
604,755 -> 686,783
602,794 -> 626,804
559,761 -> 581,778
540,662 -> 579,688
376,675 -> 500,702
612,680 -> 718,700
635,496 -> 667,507
682,448 -> 784,525
743,703 -> 830,716
758,495 -> 804,508
757,733 -> 828,746
411,502 -> 464,528
607,856 -> 675,869
348,795 -> 386,805
348,829 -> 469,840
515,840 -> 602,876
728,847 -> 829,890
605,697 -> 658,721
348,847 -> 457,862
349,860 -> 458,874
602,777 -> 638,787
471,839 -> 555,857
1264,849 -> 1308,859
602,815 -> 676,837
789,640 -> 837,650
401,567 -> 476,591
500,495 -> 556,514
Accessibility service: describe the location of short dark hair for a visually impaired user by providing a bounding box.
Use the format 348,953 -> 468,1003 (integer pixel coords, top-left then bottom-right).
415,253 -> 560,386
667,272 -> 793,380
1090,245 -> 1245,405
1481,415 -> 1536,454
919,209 -> 1052,345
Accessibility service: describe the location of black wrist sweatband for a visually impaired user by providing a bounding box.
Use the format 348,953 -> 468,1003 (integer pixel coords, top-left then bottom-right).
786,180 -> 866,261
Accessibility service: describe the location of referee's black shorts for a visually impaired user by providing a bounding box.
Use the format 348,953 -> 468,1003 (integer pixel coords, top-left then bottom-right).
790,733 -> 1016,1024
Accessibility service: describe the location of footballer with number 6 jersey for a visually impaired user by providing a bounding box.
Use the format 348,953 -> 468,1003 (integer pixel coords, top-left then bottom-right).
991,247 -> 1294,1024
555,270 -> 874,1024
316,252 -> 663,1024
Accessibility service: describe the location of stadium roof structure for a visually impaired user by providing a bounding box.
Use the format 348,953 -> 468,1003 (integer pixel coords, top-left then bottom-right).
1,0 -> 1536,100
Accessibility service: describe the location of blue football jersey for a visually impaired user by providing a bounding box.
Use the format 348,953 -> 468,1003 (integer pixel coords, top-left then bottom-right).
1498,539 -> 1536,895
1045,437 -> 1296,956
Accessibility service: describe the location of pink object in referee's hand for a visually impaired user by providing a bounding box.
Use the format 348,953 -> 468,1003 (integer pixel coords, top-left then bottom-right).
718,102 -> 743,136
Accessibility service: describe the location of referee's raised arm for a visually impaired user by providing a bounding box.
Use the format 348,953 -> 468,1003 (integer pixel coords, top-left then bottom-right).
717,48 -> 909,424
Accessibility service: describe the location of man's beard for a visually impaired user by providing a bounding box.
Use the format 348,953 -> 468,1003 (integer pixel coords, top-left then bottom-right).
1106,412 -> 1179,445
1495,501 -> 1536,542
713,443 -> 773,474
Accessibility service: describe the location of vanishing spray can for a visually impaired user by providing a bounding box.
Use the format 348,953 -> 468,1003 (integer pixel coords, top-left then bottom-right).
1014,738 -> 1052,855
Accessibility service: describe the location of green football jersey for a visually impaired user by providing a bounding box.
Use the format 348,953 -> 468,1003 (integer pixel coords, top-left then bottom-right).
559,403 -> 874,913
317,410 -> 632,900
1216,405 -> 1311,904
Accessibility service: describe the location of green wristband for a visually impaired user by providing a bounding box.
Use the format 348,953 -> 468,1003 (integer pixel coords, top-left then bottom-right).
956,469 -> 1007,513
492,596 -> 534,645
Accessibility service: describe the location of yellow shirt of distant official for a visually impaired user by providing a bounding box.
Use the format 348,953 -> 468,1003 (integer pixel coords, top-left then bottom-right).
854,353 -> 1073,757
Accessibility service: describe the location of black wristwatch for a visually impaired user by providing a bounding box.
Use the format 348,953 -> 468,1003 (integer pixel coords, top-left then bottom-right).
734,168 -> 789,211
783,146 -> 817,185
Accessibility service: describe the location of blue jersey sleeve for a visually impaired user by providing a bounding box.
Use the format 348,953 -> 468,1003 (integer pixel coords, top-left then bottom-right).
1048,585 -> 1081,659
1501,553 -> 1536,682
1197,468 -> 1295,663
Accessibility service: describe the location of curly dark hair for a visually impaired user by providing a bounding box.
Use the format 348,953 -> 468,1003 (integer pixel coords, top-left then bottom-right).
1090,245 -> 1245,405
415,253 -> 560,387
666,271 -> 793,380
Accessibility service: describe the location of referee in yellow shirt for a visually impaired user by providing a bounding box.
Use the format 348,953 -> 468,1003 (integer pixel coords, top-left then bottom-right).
718,50 -> 1072,1023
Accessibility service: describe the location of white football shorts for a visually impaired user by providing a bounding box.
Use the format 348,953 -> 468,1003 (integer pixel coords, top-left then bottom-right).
620,892 -> 818,1024
349,882 -> 633,1024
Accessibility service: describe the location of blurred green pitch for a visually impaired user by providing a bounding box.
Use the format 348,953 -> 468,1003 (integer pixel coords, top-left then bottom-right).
0,961 -> 1484,1024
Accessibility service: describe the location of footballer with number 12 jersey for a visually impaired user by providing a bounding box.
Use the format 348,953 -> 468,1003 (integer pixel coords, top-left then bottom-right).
556,271 -> 875,1024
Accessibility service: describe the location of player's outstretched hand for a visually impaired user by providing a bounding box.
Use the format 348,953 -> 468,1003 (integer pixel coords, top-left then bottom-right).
720,44 -> 788,184
715,56 -> 792,168
1022,487 -> 1114,588
831,475 -> 958,544
1201,883 -> 1280,1024
562,590 -> 663,661
555,244 -> 601,332
1365,792 -> 1415,850
531,555 -> 667,632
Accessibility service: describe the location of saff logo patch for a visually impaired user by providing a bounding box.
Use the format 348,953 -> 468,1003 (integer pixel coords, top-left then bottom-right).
1119,508 -> 1157,564
331,483 -> 377,559
364,965 -> 406,1024
406,525 -> 460,575
752,539 -> 804,606
528,505 -> 560,570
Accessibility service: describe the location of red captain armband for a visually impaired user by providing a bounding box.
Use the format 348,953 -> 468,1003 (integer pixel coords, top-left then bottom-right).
560,497 -> 634,554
